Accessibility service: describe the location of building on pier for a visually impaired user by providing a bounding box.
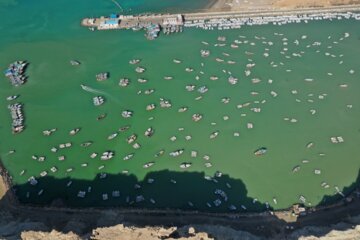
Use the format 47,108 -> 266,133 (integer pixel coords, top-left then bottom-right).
99,19 -> 120,30
163,14 -> 183,26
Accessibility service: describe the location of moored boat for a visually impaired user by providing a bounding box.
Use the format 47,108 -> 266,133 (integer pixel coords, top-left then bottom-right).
254,147 -> 267,156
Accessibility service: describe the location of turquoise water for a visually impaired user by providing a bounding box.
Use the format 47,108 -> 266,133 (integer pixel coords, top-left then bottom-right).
1,0 -> 360,211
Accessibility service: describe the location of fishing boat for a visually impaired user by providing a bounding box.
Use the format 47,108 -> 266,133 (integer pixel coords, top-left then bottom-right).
180,162 -> 192,169
129,59 -> 141,64
93,96 -> 105,106
126,134 -> 137,144
169,149 -> 184,157
254,147 -> 267,156
144,127 -> 154,137
119,78 -> 130,87
70,60 -> 80,66
146,103 -> 156,111
144,24 -> 160,40
97,113 -> 107,121
155,149 -> 165,158
200,49 -> 210,57
69,128 -> 80,136
122,110 -> 133,118
80,141 -> 93,147
306,142 -> 314,148
143,162 -> 154,168
107,132 -> 118,140
123,153 -> 134,161
178,107 -> 188,113
210,131 -> 219,139
96,72 -> 109,81
101,151 -> 114,161
192,113 -> 202,122
292,165 -> 301,173
119,125 -> 130,132
6,95 -> 18,101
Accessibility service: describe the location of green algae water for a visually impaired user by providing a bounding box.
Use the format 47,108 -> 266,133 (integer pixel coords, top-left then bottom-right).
1,0 -> 360,212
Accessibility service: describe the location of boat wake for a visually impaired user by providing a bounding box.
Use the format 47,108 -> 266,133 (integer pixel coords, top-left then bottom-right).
80,84 -> 121,104
81,84 -> 106,95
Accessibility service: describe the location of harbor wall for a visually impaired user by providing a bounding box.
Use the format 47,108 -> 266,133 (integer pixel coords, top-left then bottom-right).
81,4 -> 360,30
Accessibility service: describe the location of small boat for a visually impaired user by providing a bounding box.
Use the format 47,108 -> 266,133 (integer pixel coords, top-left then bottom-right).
119,78 -> 130,87
97,113 -> 107,121
173,59 -> 181,64
210,131 -> 219,139
96,72 -> 109,81
178,107 -> 188,113
135,66 -> 145,73
6,95 -> 18,101
144,127 -> 154,137
80,141 -> 93,147
129,59 -> 140,65
192,113 -> 202,122
126,134 -> 137,144
119,125 -> 130,132
146,104 -> 156,111
155,149 -> 165,157
254,147 -> 267,156
107,132 -> 118,140
123,153 -> 134,161
143,162 -> 154,168
292,165 -> 301,173
69,128 -> 80,136
180,162 -> 192,169
70,60 -> 80,66
306,142 -> 314,148
169,149 -> 184,157
164,76 -> 173,80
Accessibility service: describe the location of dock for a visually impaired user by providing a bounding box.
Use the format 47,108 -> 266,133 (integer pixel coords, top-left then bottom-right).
81,4 -> 360,36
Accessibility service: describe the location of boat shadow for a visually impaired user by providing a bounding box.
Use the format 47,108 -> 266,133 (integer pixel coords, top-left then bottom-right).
0,169 -> 359,239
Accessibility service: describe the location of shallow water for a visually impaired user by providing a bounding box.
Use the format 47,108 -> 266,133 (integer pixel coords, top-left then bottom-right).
1,0 -> 360,211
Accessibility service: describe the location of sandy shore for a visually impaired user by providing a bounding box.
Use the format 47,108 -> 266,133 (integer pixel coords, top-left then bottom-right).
207,0 -> 360,11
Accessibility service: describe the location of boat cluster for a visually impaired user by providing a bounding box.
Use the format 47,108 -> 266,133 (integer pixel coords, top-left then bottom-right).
93,96 -> 105,106
4,61 -> 28,86
8,103 -> 25,134
96,72 -> 109,81
184,12 -> 360,30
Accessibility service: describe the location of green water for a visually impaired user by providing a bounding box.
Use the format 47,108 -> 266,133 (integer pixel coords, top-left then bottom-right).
1,0 -> 360,211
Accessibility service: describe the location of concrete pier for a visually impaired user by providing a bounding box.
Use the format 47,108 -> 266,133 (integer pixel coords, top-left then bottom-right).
81,4 -> 360,30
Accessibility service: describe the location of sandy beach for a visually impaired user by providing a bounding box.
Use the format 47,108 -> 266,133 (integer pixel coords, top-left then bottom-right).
208,0 -> 360,11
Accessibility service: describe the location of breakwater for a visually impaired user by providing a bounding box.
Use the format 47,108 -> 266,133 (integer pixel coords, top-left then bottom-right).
81,4 -> 360,33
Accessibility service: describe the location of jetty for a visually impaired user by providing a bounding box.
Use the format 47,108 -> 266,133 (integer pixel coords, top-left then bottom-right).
81,5 -> 360,33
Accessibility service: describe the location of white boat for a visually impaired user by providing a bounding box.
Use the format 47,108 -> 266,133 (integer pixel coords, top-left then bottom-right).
180,162 -> 192,169
143,162 -> 154,168
107,132 -> 118,140
210,131 -> 219,139
6,95 -> 18,101
123,154 -> 134,161
69,128 -> 80,136
144,127 -> 154,137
